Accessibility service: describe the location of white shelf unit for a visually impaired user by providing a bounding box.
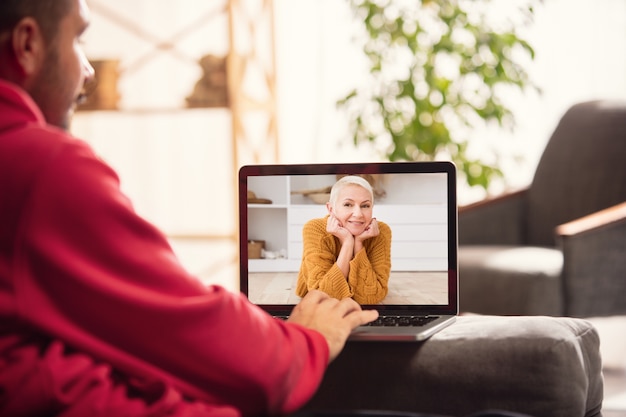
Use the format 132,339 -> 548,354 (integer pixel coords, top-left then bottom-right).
246,173 -> 449,273
246,175 -> 329,272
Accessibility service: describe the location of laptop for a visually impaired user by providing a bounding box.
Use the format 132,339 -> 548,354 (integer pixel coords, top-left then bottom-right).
238,161 -> 458,341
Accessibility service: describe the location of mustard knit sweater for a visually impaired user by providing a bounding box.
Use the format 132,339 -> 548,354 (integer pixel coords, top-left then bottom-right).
296,216 -> 392,304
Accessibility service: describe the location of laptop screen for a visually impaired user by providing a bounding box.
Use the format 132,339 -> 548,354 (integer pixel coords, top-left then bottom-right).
238,161 -> 458,315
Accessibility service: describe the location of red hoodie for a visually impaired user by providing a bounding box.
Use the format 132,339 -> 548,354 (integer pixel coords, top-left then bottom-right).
0,79 -> 328,416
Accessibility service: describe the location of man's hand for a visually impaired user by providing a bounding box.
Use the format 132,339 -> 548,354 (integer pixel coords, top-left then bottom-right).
288,290 -> 378,362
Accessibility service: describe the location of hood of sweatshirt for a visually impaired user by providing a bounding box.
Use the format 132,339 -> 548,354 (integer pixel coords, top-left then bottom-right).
0,79 -> 46,134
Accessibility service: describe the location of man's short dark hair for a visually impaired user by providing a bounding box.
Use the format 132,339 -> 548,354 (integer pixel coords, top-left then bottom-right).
0,0 -> 73,43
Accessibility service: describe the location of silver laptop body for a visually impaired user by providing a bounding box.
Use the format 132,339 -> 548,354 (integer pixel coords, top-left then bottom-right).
238,161 -> 458,341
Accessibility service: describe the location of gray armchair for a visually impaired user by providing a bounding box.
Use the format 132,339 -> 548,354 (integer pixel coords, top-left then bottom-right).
458,100 -> 626,317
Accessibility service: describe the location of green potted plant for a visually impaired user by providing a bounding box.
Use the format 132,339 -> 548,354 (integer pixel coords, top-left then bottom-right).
338,0 -> 541,191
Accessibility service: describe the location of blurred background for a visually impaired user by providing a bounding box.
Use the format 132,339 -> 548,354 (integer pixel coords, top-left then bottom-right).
73,0 -> 626,290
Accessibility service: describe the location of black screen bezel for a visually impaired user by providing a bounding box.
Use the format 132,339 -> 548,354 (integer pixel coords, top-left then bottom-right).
238,161 -> 458,315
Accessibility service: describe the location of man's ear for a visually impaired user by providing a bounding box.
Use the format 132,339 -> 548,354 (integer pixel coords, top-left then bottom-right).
11,17 -> 46,77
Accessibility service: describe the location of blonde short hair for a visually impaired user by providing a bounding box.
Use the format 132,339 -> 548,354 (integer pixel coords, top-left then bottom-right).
329,175 -> 374,207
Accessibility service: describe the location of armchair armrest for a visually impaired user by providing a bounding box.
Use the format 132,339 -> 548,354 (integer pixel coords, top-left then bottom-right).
458,188 -> 528,245
556,201 -> 626,236
556,201 -> 626,317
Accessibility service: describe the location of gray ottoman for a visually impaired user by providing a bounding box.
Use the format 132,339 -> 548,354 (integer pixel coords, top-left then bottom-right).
304,316 -> 603,417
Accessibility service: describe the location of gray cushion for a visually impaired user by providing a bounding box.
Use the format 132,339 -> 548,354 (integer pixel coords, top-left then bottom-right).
458,246 -> 563,316
305,316 -> 603,417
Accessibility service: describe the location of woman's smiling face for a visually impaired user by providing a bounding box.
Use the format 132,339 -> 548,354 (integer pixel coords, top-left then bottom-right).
328,184 -> 373,236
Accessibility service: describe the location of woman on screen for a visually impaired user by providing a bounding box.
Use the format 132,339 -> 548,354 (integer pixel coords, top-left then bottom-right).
296,175 -> 392,304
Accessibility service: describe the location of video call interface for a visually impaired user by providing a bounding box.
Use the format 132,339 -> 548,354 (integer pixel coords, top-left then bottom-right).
244,170 -> 453,307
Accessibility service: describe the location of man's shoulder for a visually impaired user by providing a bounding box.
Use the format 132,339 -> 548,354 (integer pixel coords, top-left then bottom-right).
1,122 -> 92,171
0,114 -> 108,213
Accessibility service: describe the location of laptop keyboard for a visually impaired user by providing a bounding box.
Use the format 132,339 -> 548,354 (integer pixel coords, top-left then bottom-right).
274,315 -> 438,327
363,315 -> 438,327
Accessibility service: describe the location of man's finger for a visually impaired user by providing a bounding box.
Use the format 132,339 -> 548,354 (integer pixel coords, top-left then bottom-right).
303,289 -> 330,304
346,309 -> 379,328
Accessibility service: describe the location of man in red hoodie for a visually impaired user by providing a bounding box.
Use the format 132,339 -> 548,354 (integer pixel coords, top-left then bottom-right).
0,0 -> 378,415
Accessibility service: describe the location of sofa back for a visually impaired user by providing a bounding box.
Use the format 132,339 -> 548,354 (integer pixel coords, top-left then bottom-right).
527,100 -> 626,246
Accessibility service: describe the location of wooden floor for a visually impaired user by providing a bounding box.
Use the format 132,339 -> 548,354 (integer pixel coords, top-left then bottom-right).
248,271 -> 448,305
